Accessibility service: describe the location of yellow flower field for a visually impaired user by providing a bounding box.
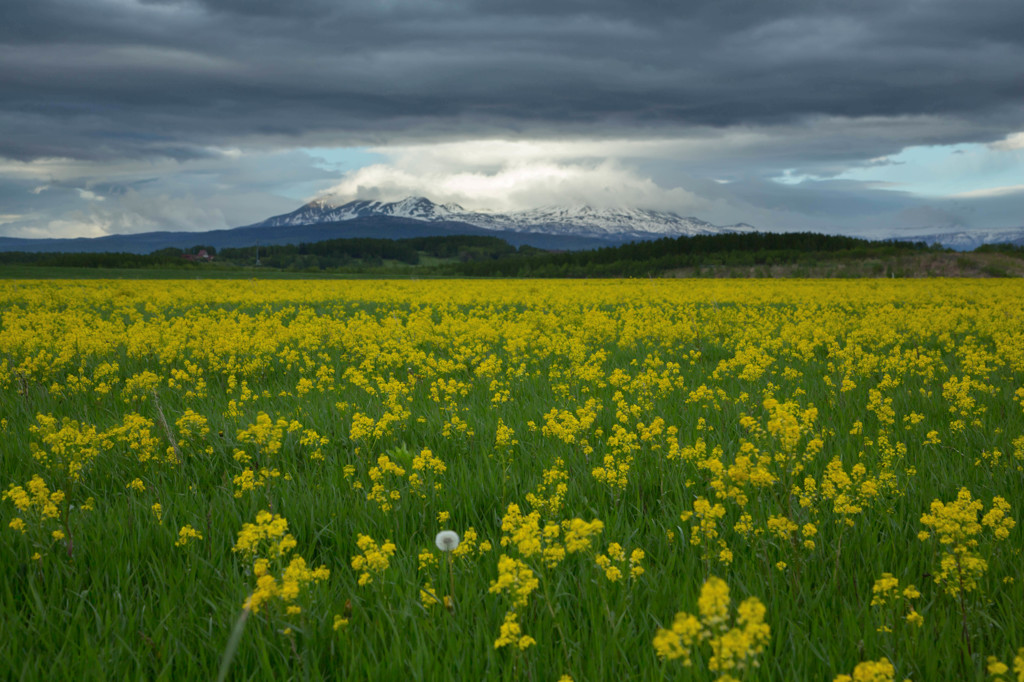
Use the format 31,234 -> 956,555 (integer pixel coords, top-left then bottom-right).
1,278 -> 1023,680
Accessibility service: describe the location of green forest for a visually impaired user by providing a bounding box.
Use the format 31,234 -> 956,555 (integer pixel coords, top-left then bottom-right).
2,231 -> 1022,278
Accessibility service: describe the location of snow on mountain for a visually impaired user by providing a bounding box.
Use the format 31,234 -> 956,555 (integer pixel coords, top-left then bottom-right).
260,196 -> 467,226
894,228 -> 1024,251
256,196 -> 755,240
254,196 -> 1024,249
483,205 -> 754,237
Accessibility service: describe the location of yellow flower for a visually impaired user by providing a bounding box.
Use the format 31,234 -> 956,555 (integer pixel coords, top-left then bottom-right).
494,611 -> 535,650
655,576 -> 770,674
175,524 -> 203,547
418,548 -> 438,571
653,611 -> 702,664
833,657 -> 895,682
870,573 -> 900,606
489,555 -> 538,608
351,534 -> 397,586
234,510 -> 296,559
920,488 -> 1014,596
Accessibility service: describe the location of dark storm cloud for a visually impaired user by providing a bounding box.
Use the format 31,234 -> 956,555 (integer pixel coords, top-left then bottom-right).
2,0 -> 1022,161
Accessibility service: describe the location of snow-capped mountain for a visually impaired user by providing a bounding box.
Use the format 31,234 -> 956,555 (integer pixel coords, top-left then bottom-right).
457,205 -> 755,238
894,228 -> 1024,251
262,197 -> 467,226
256,196 -> 755,240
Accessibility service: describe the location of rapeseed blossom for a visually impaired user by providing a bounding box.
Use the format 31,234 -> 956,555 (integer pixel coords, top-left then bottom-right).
3,475 -> 64,522
654,576 -> 770,679
832,657 -> 895,682
351,534 -> 397,586
233,510 -> 328,613
494,611 -> 535,650
919,488 -> 1015,595
174,524 -> 203,547
3,278 -> 1024,679
869,572 -> 923,630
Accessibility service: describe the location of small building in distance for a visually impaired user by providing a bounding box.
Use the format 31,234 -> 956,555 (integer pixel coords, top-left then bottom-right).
181,249 -> 214,262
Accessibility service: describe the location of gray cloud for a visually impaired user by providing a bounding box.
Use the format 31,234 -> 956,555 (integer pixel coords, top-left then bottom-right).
2,0 -> 1022,161
0,147 -> 338,237
1,0 -> 1022,237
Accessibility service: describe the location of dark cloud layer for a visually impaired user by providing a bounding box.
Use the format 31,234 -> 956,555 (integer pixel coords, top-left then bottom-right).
2,0 -> 1022,239
2,0 -> 1023,161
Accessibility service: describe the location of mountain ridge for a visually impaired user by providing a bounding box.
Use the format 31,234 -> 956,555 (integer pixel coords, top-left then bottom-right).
0,194 -> 1022,254
892,228 -> 1024,251
0,216 -> 627,254
253,196 -> 757,240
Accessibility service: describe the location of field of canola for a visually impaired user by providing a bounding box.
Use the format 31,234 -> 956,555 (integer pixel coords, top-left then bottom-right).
1,278 -> 1023,681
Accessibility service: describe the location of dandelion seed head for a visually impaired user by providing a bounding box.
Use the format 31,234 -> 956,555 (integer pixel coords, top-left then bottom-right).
435,529 -> 460,551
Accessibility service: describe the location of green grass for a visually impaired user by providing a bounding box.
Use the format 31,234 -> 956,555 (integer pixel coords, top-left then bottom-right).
1,279 -> 1022,680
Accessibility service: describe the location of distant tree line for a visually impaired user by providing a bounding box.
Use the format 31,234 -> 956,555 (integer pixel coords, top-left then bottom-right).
218,235 -> 518,269
442,232 -> 938,277
0,232 -> 946,275
0,250 -> 193,269
974,243 -> 1024,259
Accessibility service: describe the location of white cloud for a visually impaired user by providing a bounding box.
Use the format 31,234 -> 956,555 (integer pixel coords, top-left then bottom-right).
950,184 -> 1024,199
6,191 -> 229,239
4,116 -> 1022,240
77,188 -> 105,202
22,214 -> 114,239
316,116 -> 998,210
320,139 -> 708,212
989,132 -> 1024,151
0,146 -> 338,238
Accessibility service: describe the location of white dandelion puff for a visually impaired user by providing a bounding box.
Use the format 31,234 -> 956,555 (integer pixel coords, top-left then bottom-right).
435,530 -> 460,552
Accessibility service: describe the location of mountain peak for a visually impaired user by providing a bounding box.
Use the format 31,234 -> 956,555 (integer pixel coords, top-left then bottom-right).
256,195 -> 754,239
392,195 -> 432,207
